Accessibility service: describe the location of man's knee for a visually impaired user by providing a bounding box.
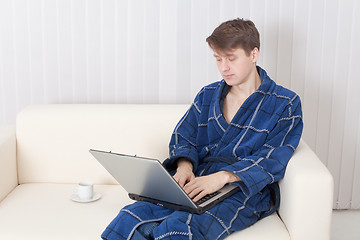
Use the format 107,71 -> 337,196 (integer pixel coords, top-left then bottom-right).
152,213 -> 206,240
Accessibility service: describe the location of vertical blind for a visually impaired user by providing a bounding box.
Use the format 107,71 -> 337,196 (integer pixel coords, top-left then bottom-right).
0,0 -> 359,209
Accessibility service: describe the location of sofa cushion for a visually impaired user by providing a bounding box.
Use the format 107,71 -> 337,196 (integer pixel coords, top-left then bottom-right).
226,213 -> 289,240
16,105 -> 189,184
0,184 -> 289,240
0,184 -> 133,240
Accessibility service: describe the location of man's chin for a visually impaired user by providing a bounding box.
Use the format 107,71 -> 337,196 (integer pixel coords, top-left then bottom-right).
223,78 -> 236,86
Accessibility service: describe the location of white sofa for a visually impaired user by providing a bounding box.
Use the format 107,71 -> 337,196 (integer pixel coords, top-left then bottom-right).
0,104 -> 333,240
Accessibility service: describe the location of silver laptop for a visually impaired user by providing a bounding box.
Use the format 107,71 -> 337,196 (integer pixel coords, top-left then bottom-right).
89,149 -> 239,214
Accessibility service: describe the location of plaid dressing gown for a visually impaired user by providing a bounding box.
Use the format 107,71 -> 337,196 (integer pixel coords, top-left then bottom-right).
101,66 -> 303,240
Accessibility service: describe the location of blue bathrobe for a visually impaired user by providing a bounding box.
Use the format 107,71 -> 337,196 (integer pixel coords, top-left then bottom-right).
102,67 -> 303,240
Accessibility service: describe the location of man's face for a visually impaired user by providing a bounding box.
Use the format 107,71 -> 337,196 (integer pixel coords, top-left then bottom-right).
213,48 -> 258,87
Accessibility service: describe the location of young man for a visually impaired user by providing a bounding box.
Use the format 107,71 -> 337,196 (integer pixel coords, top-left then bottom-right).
102,18 -> 303,240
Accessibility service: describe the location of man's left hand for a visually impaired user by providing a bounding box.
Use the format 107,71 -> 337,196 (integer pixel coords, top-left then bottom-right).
183,171 -> 241,202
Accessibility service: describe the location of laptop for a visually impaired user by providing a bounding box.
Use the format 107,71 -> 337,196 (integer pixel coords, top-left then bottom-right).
89,149 -> 239,214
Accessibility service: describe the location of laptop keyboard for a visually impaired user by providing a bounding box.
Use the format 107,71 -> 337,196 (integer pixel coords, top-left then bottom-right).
195,191 -> 221,205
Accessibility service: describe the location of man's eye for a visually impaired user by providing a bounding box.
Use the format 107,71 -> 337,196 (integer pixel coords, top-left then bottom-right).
228,57 -> 236,61
216,58 -> 221,62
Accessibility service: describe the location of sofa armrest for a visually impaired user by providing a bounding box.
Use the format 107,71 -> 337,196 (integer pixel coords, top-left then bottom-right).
278,140 -> 333,240
0,125 -> 18,202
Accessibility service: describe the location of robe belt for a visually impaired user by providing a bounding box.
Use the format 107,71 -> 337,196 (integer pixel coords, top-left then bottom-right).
200,156 -> 239,176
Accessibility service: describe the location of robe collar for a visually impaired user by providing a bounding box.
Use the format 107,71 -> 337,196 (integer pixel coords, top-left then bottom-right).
213,66 -> 274,128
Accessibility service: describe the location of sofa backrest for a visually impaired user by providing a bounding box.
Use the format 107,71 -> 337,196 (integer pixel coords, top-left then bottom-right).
16,104 -> 190,184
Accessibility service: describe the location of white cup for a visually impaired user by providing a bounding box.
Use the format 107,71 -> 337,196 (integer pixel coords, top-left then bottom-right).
74,181 -> 93,200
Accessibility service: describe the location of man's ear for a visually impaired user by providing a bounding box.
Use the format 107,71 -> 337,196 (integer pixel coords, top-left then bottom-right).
251,48 -> 259,63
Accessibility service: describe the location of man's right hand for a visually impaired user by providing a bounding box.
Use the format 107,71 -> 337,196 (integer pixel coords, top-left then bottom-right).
172,158 -> 195,188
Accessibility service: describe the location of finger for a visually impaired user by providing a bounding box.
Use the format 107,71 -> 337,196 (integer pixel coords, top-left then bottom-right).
183,180 -> 195,194
193,190 -> 208,203
184,176 -> 202,193
187,185 -> 203,199
174,173 -> 187,188
173,174 -> 180,183
184,176 -> 197,187
178,177 -> 186,188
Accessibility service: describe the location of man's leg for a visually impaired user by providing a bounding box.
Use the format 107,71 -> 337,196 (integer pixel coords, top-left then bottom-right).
131,222 -> 160,240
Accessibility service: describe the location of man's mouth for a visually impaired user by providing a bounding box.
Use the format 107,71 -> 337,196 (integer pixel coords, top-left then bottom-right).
223,74 -> 234,78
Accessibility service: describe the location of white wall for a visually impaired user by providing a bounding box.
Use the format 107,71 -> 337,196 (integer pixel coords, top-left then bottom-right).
0,0 -> 359,209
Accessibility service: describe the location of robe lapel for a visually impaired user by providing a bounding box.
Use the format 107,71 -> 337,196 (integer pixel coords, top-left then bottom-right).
211,68 -> 273,157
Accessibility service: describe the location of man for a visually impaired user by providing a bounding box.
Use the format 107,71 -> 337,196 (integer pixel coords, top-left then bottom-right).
102,18 -> 303,240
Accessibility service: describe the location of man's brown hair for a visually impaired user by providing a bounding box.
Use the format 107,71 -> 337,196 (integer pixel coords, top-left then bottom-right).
206,18 -> 260,55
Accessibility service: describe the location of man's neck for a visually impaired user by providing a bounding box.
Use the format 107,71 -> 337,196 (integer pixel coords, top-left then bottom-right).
229,69 -> 261,98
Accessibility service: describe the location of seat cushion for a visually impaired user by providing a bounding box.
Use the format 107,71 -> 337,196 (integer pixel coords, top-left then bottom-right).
0,184 -> 133,240
226,212 -> 290,240
0,184 -> 289,240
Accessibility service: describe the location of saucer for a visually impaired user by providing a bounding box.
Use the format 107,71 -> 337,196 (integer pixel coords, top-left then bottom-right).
70,192 -> 101,203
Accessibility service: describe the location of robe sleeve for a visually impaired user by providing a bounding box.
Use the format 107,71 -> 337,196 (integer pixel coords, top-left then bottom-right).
162,90 -> 203,172
220,95 -> 303,198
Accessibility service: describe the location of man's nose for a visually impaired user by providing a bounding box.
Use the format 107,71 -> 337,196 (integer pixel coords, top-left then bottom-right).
220,60 -> 230,72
